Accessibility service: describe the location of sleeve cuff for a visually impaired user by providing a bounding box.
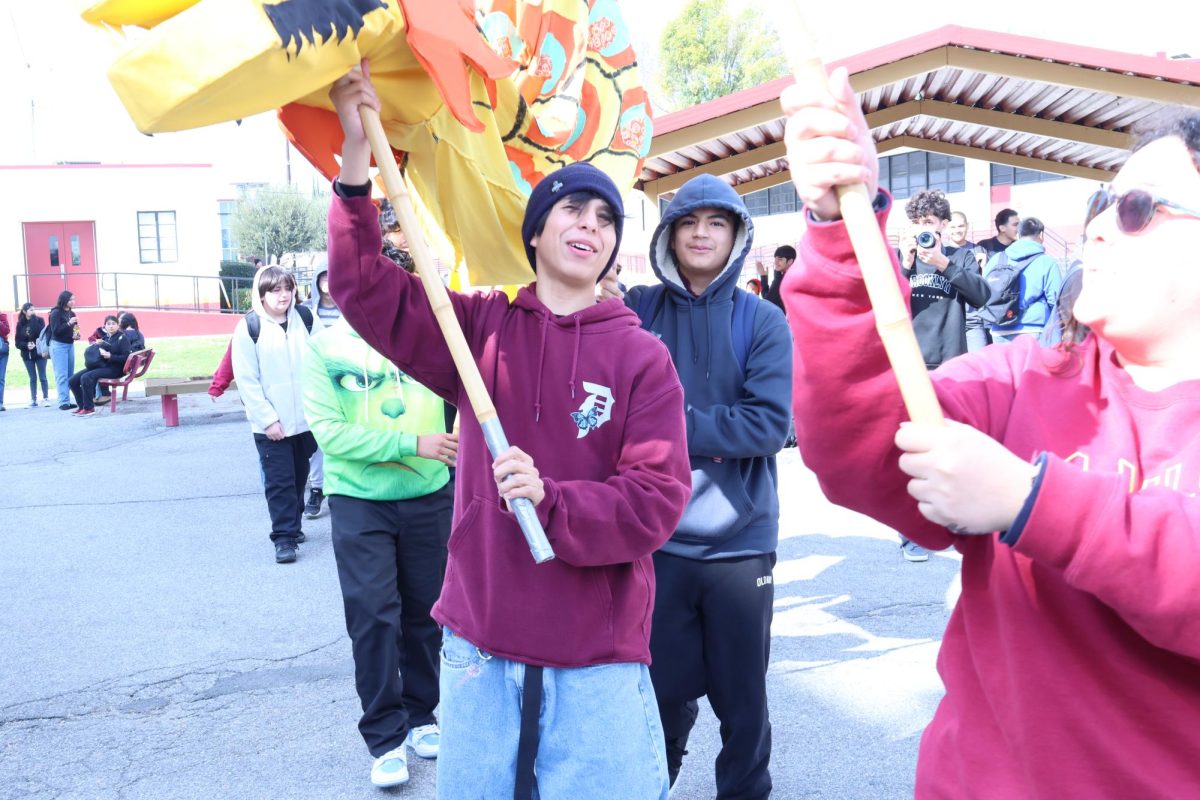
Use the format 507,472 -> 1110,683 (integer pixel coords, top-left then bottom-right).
802,190 -> 893,266
999,452 -> 1049,546
333,179 -> 372,198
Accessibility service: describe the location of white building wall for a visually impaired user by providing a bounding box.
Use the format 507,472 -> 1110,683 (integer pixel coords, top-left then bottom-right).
0,164 -> 224,309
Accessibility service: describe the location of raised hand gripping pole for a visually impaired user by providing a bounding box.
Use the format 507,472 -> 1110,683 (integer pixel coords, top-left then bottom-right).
778,4 -> 944,427
359,105 -> 556,563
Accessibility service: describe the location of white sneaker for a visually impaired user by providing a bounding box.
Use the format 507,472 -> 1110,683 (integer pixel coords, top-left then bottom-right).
405,723 -> 440,759
370,745 -> 409,788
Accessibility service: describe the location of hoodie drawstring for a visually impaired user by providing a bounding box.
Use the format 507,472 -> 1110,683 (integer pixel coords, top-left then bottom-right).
569,314 -> 582,400
704,293 -> 713,380
534,310 -> 550,422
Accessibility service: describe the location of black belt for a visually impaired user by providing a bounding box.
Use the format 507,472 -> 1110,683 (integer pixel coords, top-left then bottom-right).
513,664 -> 544,800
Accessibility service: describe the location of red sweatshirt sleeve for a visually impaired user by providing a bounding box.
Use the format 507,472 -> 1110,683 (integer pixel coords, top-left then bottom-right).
326,191 -> 491,402
208,341 -> 234,397
1014,455 -> 1200,659
530,376 -> 693,568
787,197 -> 1021,552
0,313 -> 9,340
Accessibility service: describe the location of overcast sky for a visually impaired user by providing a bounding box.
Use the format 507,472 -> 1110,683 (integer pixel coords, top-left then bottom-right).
2,1 -> 1194,177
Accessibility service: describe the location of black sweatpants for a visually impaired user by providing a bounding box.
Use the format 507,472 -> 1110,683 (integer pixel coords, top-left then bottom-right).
650,550 -> 775,800
69,365 -> 122,410
253,431 -> 318,544
329,486 -> 453,757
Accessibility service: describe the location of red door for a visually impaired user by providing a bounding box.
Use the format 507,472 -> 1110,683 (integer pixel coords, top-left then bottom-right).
23,222 -> 99,308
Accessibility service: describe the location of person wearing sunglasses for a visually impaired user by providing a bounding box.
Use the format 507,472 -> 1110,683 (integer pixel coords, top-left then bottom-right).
779,63 -> 1200,800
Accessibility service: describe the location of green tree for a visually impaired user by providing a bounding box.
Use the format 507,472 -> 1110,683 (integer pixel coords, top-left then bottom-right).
231,185 -> 327,263
658,0 -> 787,110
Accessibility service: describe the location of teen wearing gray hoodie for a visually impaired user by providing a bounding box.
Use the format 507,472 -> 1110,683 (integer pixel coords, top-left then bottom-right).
302,265 -> 341,518
624,174 -> 793,799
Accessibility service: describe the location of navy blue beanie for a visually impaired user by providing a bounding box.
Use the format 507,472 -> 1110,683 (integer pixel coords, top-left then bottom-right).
521,162 -> 625,280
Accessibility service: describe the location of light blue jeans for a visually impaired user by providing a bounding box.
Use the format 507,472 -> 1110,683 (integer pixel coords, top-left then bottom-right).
0,349 -> 7,407
437,628 -> 669,800
50,340 -> 74,405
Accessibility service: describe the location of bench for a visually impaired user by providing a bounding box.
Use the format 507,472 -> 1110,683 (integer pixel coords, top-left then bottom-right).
98,349 -> 155,414
145,377 -> 237,427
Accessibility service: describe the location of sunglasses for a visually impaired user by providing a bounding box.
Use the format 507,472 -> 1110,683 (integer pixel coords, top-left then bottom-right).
1084,187 -> 1200,234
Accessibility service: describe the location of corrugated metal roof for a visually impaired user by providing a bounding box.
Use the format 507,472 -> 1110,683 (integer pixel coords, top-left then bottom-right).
639,26 -> 1200,199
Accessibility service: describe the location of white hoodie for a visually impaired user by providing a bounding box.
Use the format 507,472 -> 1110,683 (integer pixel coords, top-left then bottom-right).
231,266 -> 324,436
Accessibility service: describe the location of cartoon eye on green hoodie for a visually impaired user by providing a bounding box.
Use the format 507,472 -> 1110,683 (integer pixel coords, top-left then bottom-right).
304,317 -> 450,502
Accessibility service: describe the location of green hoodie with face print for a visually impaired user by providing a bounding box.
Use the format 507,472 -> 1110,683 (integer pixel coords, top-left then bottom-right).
303,317 -> 449,501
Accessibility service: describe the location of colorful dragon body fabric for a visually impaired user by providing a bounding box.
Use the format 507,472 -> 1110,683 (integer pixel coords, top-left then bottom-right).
83,0 -> 652,287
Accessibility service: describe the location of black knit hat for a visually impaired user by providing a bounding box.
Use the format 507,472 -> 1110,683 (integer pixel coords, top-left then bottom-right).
521,163 -> 625,280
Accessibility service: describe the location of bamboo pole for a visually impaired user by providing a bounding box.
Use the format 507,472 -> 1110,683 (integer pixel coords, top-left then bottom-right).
359,106 -> 555,563
778,4 -> 945,426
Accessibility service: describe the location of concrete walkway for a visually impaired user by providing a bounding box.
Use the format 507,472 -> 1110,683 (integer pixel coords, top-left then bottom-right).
0,390 -> 959,799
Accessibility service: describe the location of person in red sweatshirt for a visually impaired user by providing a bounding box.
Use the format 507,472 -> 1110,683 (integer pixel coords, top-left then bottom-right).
325,64 -> 692,799
780,69 -> 1200,799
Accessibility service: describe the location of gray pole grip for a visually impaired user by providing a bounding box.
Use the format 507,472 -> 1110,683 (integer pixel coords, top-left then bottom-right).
480,417 -> 556,564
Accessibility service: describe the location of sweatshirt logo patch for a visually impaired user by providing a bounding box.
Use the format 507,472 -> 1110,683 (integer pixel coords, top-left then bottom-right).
570,381 -> 614,439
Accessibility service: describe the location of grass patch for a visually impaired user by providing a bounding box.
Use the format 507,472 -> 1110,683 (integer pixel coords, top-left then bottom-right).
2,334 -> 229,398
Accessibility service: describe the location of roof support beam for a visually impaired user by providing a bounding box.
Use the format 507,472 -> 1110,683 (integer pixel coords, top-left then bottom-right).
947,48 -> 1200,108
647,49 -> 953,159
878,135 -> 1116,180
729,171 -> 795,196
641,141 -> 787,197
863,99 -> 1133,150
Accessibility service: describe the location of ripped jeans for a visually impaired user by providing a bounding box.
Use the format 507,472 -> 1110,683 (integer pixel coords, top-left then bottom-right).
436,628 -> 669,800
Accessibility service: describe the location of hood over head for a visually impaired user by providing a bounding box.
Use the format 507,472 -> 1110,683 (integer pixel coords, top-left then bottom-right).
650,174 -> 754,301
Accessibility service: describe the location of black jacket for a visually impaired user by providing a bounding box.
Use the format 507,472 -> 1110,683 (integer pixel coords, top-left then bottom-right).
764,269 -> 787,312
14,314 -> 46,362
900,246 -> 990,368
123,329 -> 146,353
93,331 -> 132,370
48,308 -> 76,344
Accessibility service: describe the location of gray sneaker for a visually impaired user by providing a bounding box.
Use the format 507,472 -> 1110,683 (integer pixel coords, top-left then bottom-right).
901,540 -> 929,562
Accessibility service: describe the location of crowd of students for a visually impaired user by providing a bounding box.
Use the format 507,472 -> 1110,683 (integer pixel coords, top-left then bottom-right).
208,61 -> 1200,800
0,298 -> 144,413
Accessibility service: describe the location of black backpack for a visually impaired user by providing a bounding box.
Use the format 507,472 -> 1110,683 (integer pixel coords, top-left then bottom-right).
245,305 -> 314,344
980,252 -> 1030,326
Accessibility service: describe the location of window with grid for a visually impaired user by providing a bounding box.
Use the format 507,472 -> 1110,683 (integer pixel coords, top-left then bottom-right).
879,152 -> 966,199
743,184 -> 798,218
138,211 -> 178,263
218,201 -> 238,261
989,164 -> 1067,186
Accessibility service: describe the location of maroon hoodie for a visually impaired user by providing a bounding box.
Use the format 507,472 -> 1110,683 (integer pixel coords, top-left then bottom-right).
328,192 -> 692,668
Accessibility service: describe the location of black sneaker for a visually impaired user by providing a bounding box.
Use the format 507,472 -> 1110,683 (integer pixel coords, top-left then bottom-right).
295,531 -> 306,544
304,488 -> 324,519
59,403 -> 77,411
275,542 -> 298,564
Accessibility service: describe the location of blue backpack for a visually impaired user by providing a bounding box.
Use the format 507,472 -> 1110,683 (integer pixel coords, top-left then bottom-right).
633,285 -> 758,374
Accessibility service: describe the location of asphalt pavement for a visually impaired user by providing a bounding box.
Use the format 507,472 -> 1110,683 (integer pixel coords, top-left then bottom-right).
0,390 -> 961,799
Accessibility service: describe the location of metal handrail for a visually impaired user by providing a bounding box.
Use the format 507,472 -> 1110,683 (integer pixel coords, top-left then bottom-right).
13,271 -> 257,314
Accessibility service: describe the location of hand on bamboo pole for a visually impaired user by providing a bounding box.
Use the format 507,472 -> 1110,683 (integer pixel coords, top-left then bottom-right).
777,15 -> 945,427
331,61 -> 556,563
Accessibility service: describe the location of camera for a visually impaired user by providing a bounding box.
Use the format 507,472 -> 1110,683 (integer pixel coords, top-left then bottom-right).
915,231 -> 938,249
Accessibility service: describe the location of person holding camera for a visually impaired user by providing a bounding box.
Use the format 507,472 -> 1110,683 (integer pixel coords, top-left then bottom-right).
897,191 -> 990,370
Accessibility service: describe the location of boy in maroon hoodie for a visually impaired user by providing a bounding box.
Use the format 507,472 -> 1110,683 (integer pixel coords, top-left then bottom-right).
325,65 -> 691,799
781,70 -> 1200,798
